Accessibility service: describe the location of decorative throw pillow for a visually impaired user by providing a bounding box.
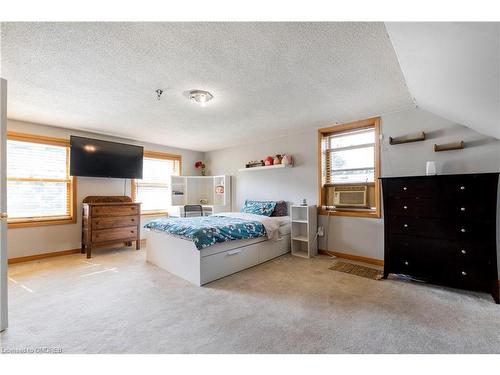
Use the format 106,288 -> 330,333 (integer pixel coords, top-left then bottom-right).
241,200 -> 277,216
271,200 -> 288,216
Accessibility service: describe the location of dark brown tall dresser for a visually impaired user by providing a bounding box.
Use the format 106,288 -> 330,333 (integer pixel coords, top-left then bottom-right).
381,173 -> 499,303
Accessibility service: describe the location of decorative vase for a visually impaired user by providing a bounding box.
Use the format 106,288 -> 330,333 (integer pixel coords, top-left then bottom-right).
201,167 -> 206,176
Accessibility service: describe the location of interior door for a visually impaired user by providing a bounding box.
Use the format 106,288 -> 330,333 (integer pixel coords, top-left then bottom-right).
0,78 -> 7,331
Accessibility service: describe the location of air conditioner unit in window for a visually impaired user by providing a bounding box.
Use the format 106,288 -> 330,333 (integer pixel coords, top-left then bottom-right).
332,185 -> 368,207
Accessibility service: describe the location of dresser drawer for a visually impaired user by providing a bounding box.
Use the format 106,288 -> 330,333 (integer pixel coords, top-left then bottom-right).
92,226 -> 138,242
383,179 -> 434,198
387,216 -> 490,241
387,234 -> 492,265
442,266 -> 489,291
92,205 -> 139,217
386,198 -> 436,217
92,215 -> 139,229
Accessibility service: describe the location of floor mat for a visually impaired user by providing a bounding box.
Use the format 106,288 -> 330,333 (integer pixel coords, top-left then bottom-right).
329,261 -> 383,280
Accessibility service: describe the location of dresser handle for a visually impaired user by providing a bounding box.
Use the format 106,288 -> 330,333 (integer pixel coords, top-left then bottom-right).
130,231 -> 134,233
461,228 -> 466,233
131,218 -> 135,221
403,187 -> 407,191
460,207 -> 465,211
403,224 -> 408,228
460,186 -> 465,190
461,249 -> 466,254
461,271 -> 467,276
403,205 -> 408,210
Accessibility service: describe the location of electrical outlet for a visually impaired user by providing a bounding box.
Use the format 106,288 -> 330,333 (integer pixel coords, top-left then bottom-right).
317,226 -> 324,237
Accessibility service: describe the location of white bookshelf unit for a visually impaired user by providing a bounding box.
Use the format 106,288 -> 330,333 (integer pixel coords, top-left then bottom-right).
169,175 -> 231,217
290,205 -> 317,258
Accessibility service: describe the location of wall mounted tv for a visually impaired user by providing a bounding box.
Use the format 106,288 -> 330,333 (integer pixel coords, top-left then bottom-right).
70,136 -> 143,179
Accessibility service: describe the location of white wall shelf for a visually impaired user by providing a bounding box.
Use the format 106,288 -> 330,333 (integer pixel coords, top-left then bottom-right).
290,205 -> 317,259
238,164 -> 292,172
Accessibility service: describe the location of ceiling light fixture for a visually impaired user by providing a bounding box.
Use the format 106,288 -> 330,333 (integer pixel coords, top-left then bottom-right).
189,90 -> 213,106
156,89 -> 164,100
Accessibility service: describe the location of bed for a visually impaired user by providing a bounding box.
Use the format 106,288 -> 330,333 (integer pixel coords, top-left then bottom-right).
144,211 -> 291,285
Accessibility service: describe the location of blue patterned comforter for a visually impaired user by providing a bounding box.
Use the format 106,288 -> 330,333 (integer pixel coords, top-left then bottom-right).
144,215 -> 267,250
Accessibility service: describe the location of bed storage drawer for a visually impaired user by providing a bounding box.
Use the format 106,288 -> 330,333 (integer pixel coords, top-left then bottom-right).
200,243 -> 260,284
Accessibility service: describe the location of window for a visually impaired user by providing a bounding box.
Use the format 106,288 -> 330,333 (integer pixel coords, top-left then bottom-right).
7,132 -> 76,228
132,151 -> 181,214
318,118 -> 381,218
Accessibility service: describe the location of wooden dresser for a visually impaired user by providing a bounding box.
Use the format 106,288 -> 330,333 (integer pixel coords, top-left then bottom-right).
381,173 -> 499,303
82,196 -> 141,259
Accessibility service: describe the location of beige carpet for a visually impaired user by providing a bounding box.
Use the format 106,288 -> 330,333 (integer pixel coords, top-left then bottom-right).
1,247 -> 500,354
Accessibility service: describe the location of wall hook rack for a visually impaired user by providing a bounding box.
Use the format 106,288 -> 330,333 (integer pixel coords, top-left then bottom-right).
389,131 -> 426,145
434,141 -> 465,152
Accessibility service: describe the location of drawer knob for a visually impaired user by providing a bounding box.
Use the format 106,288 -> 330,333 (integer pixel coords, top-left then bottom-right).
403,205 -> 408,210
130,231 -> 134,233
404,261 -> 409,266
460,207 -> 465,211
461,228 -> 466,233
403,224 -> 408,228
460,186 -> 465,190
461,271 -> 467,276
461,249 -> 466,254
403,187 -> 407,191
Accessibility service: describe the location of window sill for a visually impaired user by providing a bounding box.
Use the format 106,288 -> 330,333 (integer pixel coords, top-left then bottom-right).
141,211 -> 169,217
318,208 -> 380,218
8,216 -> 76,229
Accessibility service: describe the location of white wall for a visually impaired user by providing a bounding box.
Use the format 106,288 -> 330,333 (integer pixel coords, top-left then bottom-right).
7,119 -> 204,259
206,108 -> 500,263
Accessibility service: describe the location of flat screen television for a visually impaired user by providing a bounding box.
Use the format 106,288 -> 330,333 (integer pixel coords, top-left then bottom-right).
70,136 -> 143,179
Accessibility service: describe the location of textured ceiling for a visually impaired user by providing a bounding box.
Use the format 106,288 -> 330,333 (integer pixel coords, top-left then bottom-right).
386,22 -> 500,140
1,22 -> 413,151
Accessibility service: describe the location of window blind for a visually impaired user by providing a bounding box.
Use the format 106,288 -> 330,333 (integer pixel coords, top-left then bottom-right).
135,157 -> 180,212
7,140 -> 72,219
322,128 -> 375,185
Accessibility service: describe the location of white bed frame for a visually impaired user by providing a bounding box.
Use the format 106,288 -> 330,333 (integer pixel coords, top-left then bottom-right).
146,230 -> 291,286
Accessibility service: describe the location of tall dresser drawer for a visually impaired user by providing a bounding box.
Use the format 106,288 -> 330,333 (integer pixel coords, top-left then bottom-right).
92,215 -> 139,229
443,266 -> 489,290
92,226 -> 138,242
384,179 -> 434,198
387,216 -> 491,241
386,198 -> 436,217
92,205 -> 139,217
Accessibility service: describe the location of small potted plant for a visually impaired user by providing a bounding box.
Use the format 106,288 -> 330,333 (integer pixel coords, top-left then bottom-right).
195,160 -> 206,176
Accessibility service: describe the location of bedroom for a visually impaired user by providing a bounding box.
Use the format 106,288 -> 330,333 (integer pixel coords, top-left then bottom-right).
1,0 -> 500,371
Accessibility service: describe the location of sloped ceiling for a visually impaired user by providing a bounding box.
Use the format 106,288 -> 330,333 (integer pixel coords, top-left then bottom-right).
0,22 -> 413,151
386,22 -> 500,140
